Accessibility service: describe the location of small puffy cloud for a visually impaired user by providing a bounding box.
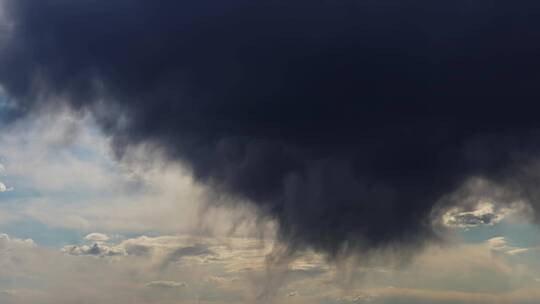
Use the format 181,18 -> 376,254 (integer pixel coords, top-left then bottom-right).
0,181 -> 12,192
84,233 -> 110,242
0,161 -> 12,192
145,281 -> 187,288
443,201 -> 516,228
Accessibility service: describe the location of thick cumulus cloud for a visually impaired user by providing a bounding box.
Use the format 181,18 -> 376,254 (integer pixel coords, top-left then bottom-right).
2,0 -> 540,256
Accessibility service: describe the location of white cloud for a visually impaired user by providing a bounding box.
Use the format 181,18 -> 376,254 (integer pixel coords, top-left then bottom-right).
1,232 -> 540,304
0,232 -> 277,304
0,109 -> 114,192
486,236 -> 531,256
0,233 -> 162,304
0,181 -> 11,192
0,163 -> 12,192
0,109 -> 271,238
507,248 -> 530,256
0,233 -> 35,250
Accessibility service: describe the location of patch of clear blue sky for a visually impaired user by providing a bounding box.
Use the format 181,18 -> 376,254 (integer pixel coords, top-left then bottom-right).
0,217 -> 163,248
0,114 -> 123,247
458,220 -> 540,247
0,187 -> 145,248
0,183 -> 85,249
0,219 -> 86,248
0,95 -> 9,123
0,90 -> 17,125
0,118 -> 131,201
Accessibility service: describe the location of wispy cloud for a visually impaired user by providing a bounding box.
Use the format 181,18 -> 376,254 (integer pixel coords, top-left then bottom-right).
1,231 -> 540,304
486,236 -> 533,256
145,281 -> 187,288
0,110 -> 269,238
84,232 -> 110,242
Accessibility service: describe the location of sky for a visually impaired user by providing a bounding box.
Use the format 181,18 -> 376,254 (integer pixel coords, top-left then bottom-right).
0,108 -> 540,303
3,1 -> 540,303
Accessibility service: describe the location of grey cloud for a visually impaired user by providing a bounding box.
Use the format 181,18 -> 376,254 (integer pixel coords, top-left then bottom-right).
159,243 -> 216,269
122,243 -> 152,257
166,244 -> 214,261
62,243 -> 126,257
442,202 -> 513,228
62,235 -> 220,269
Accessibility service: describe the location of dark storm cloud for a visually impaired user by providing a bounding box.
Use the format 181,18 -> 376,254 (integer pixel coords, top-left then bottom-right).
2,0 -> 540,256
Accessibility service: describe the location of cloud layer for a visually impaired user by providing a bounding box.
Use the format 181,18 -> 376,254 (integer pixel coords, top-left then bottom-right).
2,232 -> 540,304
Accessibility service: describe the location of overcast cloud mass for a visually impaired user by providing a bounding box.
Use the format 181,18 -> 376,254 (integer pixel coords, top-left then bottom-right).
2,0 -> 540,303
